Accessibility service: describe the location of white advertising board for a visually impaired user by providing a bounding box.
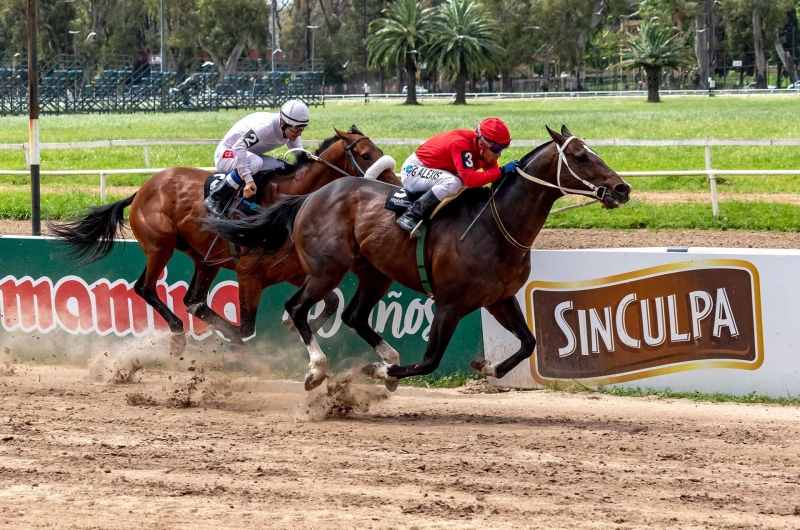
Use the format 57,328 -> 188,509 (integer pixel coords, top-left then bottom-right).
481,247 -> 800,396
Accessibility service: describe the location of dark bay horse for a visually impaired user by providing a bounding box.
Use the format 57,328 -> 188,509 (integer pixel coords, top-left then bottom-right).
205,126 -> 631,390
50,126 -> 400,355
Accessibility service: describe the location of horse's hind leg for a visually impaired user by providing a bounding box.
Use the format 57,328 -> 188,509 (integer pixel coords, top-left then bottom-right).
342,266 -> 399,391
281,289 -> 340,335
286,272 -> 350,391
469,297 -> 536,379
134,248 -> 186,356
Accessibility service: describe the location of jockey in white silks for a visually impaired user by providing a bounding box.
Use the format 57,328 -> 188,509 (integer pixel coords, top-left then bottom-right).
204,99 -> 310,217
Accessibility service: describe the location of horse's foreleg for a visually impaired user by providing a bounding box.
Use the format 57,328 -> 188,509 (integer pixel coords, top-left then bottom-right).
364,306 -> 463,381
469,297 -> 536,379
342,270 -> 399,391
134,251 -> 185,356
184,262 -> 243,345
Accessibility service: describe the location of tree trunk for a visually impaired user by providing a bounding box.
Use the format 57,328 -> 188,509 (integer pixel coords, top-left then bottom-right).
645,66 -> 662,103
695,11 -> 709,90
775,29 -> 799,83
454,59 -> 467,105
501,69 -> 510,92
542,48 -> 551,92
379,66 -> 385,94
753,0 -> 767,88
404,54 -> 418,105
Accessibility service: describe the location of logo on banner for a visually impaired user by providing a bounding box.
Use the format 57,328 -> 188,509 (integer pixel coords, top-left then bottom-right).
526,260 -> 764,386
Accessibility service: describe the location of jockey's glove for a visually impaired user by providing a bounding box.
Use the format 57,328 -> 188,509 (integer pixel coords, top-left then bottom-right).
501,160 -> 521,176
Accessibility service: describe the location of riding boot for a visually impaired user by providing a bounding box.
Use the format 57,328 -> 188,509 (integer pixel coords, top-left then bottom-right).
203,175 -> 238,217
396,190 -> 441,239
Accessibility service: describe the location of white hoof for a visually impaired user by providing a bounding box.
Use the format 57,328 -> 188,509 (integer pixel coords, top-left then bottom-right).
469,358 -> 497,377
304,371 -> 327,391
361,361 -> 398,383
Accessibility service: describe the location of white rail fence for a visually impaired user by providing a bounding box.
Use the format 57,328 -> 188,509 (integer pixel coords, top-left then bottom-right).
2,137 -> 800,217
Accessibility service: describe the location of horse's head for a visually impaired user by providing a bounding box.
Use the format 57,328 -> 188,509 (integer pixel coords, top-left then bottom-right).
543,125 -> 631,209
333,125 -> 401,185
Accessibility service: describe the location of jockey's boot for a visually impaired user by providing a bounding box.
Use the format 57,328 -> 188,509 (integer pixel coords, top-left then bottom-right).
396,190 -> 441,239
203,174 -> 238,217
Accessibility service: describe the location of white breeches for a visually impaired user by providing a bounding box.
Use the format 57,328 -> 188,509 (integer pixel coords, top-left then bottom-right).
214,146 -> 284,186
400,153 -> 463,201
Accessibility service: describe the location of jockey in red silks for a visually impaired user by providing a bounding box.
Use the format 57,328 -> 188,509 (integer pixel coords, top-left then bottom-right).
396,117 -> 520,238
204,99 -> 310,217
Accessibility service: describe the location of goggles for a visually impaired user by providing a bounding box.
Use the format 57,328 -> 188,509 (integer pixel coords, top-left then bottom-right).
286,124 -> 307,133
479,135 -> 509,154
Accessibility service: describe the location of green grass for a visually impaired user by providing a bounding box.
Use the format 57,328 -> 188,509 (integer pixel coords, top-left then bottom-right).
400,370 -> 479,388
3,97 -> 800,227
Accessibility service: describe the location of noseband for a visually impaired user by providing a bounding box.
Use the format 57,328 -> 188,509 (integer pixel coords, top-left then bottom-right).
515,136 -> 607,201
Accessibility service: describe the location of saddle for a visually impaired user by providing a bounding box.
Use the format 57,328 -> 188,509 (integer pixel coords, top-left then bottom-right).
203,169 -> 275,216
383,187 -> 466,219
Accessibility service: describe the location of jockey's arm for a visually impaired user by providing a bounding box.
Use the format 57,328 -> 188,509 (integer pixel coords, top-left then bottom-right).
231,129 -> 260,183
450,142 -> 501,188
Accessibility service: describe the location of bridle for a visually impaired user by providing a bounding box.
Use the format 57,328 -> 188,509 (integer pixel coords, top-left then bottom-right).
283,134 -> 371,178
490,137 -> 608,251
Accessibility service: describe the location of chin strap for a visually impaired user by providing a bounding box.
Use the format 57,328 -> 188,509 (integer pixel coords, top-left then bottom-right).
514,136 -> 607,201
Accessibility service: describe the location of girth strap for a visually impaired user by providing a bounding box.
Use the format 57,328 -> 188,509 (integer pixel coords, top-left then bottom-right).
416,223 -> 434,297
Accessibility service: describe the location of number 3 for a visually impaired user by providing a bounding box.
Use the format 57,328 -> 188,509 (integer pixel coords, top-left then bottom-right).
462,151 -> 473,168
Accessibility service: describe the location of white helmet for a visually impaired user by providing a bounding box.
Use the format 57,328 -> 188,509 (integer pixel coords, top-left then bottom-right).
280,99 -> 310,127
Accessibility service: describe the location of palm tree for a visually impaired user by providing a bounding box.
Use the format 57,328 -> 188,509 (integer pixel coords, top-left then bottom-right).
366,0 -> 433,105
425,0 -> 502,105
617,23 -> 693,103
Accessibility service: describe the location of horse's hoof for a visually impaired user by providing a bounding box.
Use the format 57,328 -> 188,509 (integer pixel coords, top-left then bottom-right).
186,303 -> 201,316
470,357 -> 496,377
169,334 -> 186,356
361,362 -> 384,379
281,318 -> 297,333
304,371 -> 326,391
384,379 -> 399,392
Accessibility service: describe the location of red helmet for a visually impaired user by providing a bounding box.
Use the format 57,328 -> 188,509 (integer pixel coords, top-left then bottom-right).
476,117 -> 511,148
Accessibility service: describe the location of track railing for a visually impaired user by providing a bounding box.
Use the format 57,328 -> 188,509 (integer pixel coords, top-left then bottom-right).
2,137 -> 800,217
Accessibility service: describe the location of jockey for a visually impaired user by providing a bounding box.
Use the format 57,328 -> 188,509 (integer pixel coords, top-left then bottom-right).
204,99 -> 310,216
396,117 -> 520,238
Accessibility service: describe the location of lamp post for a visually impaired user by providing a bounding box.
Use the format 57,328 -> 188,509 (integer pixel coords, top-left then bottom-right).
307,25 -> 320,72
62,0 -> 75,62
160,0 -> 166,72
68,30 -> 79,58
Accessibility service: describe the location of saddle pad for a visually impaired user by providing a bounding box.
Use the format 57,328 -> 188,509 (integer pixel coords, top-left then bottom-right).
383,186 -> 467,219
203,170 -> 271,216
384,187 -> 424,215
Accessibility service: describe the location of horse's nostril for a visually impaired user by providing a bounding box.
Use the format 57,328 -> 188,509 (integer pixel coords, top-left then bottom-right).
614,183 -> 631,195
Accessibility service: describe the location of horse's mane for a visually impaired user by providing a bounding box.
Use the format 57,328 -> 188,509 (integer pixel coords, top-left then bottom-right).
519,140 -> 554,167
268,125 -> 363,177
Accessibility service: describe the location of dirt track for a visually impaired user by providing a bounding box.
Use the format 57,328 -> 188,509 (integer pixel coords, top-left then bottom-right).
0,364 -> 799,529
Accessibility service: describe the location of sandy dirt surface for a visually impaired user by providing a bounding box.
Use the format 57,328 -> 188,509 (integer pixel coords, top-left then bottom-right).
4,219 -> 800,250
0,364 -> 799,529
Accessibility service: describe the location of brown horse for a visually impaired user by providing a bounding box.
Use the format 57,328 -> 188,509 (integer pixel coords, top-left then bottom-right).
50,126 -> 400,355
204,126 -> 631,390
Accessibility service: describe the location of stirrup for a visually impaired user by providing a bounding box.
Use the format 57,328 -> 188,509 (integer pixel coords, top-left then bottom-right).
409,220 -> 424,239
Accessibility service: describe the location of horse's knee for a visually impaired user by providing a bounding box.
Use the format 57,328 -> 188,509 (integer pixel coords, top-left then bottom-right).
522,336 -> 536,354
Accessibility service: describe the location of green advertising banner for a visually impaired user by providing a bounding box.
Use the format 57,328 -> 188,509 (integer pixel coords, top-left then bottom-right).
0,237 -> 482,375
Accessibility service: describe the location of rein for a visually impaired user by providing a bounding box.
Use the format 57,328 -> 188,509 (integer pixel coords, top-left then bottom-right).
490,137 -> 606,251
282,135 -> 371,179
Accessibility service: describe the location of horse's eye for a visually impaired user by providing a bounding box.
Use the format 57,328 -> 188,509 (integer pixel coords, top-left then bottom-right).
361,153 -> 371,161
576,154 -> 588,164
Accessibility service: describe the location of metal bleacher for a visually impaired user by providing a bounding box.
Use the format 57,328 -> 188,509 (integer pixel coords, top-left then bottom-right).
0,53 -> 324,116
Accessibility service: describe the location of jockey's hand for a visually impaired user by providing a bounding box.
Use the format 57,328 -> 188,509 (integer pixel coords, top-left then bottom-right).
243,181 -> 257,198
501,160 -> 520,176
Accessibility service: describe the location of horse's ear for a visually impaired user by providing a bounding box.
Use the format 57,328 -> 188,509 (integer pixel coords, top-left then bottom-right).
560,125 -> 573,138
333,127 -> 349,139
350,124 -> 364,135
546,125 -> 565,146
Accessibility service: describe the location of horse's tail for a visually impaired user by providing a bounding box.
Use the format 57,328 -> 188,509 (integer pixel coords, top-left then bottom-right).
48,193 -> 136,265
203,195 -> 307,254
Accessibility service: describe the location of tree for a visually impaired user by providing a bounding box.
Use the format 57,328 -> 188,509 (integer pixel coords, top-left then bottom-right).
425,0 -> 502,104
365,0 -> 432,104
616,22 -> 692,102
